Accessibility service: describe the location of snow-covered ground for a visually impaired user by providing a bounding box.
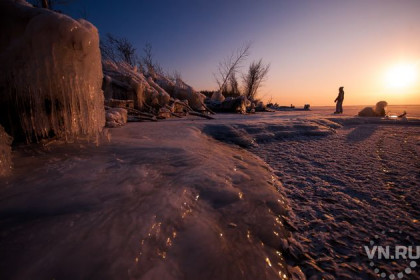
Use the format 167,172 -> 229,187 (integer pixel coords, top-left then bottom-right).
0,105 -> 419,279
250,117 -> 420,279
202,106 -> 420,279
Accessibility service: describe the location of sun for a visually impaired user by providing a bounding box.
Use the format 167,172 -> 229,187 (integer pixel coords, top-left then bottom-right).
385,63 -> 418,88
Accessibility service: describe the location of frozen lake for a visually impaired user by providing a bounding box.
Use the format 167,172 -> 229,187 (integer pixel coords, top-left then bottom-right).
0,109 -> 419,279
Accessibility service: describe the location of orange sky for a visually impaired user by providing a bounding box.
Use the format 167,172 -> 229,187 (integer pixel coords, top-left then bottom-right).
194,1 -> 420,106
244,1 -> 420,106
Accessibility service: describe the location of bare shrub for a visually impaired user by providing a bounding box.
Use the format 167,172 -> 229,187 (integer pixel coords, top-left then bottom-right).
141,43 -> 163,76
242,59 -> 270,101
100,33 -> 137,67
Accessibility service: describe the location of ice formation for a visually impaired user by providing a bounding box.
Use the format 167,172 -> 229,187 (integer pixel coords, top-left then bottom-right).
103,60 -> 207,112
147,77 -> 171,106
102,61 -> 157,109
0,125 -> 13,176
206,95 -> 260,114
0,0 -> 105,142
155,74 -> 207,111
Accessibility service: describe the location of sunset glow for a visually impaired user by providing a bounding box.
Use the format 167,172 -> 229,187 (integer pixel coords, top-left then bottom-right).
385,63 -> 418,89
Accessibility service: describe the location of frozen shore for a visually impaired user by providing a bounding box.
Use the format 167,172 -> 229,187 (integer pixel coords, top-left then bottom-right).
0,109 -> 419,279
206,112 -> 420,279
0,114 -> 301,280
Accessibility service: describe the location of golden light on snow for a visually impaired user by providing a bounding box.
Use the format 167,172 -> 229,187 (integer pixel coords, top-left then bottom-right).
265,257 -> 272,267
385,62 -> 418,89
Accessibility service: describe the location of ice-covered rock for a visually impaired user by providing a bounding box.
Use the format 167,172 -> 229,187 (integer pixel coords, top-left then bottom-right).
155,74 -> 207,111
0,0 -> 105,142
157,107 -> 172,119
102,60 -> 158,110
103,60 -> 206,112
147,77 -> 171,106
211,91 -> 225,102
105,108 -> 127,128
206,96 -> 250,114
0,125 -> 13,176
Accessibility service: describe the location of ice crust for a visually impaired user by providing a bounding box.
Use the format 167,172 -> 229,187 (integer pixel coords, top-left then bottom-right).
202,118 -> 338,148
0,119 -> 299,279
0,0 -> 105,142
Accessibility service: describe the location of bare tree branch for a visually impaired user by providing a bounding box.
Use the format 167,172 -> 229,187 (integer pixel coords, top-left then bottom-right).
215,42 -> 251,93
167,70 -> 182,83
142,43 -> 163,77
100,34 -> 138,67
228,73 -> 240,96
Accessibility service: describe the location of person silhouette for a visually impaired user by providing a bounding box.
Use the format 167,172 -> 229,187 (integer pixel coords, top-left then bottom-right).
334,86 -> 344,114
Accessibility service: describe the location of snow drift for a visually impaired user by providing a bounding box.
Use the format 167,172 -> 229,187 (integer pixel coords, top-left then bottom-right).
0,0 -> 105,142
202,118 -> 339,148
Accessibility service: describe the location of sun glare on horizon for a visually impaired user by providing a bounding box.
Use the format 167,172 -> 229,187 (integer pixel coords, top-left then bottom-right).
385,62 -> 418,89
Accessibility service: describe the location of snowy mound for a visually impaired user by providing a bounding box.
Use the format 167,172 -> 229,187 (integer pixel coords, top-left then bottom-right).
0,0 -> 105,142
203,118 -> 339,147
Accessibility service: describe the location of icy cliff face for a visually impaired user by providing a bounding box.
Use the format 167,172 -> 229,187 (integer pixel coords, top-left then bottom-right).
0,0 -> 105,142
